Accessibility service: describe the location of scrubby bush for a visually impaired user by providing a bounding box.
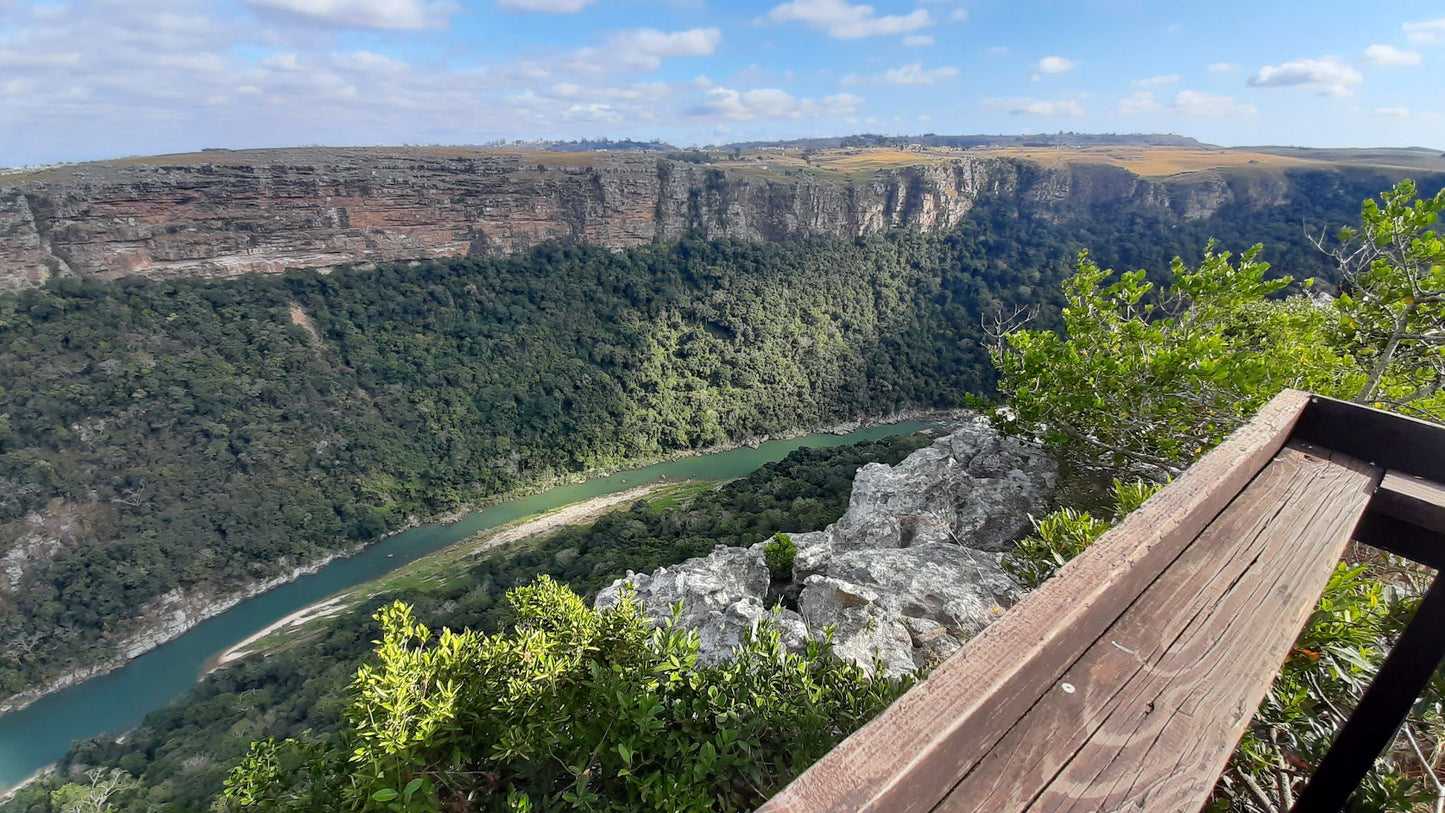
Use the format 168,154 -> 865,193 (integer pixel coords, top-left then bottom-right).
224,577 -> 911,812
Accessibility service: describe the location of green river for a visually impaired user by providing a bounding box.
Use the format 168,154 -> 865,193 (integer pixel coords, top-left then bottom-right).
0,421 -> 932,794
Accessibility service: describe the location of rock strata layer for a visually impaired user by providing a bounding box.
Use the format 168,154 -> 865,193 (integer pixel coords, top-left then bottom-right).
595,421 -> 1057,674
0,146 -> 1313,292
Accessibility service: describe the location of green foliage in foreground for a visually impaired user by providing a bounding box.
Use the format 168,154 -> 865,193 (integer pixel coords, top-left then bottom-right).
1329,179 -> 1445,414
1,433 -> 932,813
992,244 -> 1356,476
223,580 -> 909,812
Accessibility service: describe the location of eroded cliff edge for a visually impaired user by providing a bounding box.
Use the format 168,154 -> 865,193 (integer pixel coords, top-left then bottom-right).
0,146 -> 1309,292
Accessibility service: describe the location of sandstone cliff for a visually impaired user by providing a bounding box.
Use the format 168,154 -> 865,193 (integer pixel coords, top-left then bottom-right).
0,146 -> 1319,292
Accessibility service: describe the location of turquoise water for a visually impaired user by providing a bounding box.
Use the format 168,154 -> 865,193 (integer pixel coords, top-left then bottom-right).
0,421 -> 932,794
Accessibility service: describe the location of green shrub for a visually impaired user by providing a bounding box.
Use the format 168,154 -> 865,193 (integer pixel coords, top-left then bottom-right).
224,577 -> 911,812
1002,479 -> 1161,588
763,533 -> 797,580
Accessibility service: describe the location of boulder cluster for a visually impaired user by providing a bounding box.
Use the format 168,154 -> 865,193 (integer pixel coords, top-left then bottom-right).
595,422 -> 1057,674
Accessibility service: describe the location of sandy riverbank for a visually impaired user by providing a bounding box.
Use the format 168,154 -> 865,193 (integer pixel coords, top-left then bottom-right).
207,483 -> 666,669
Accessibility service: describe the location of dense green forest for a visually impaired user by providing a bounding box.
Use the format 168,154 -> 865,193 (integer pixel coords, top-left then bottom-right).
0,167 -> 1437,705
0,432 -> 935,813
0,232 -> 1016,699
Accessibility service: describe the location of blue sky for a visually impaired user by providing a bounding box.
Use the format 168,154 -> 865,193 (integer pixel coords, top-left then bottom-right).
1,0 -> 1443,165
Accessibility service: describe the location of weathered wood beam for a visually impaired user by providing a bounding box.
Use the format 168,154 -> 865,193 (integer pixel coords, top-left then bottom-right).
940,444 -> 1378,812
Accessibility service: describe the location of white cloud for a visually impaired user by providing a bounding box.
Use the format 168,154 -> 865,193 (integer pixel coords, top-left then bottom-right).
864,62 -> 959,85
1208,62 -> 1238,72
261,53 -> 306,72
766,0 -> 932,40
1373,106 -> 1411,118
1117,91 -> 1160,114
984,45 -> 1009,56
1363,44 -> 1422,66
701,86 -> 862,120
1132,74 -> 1179,87
1248,57 -> 1363,97
562,103 -> 621,122
902,34 -> 934,47
611,27 -> 722,59
1031,55 -> 1077,79
564,27 -> 723,73
1173,90 -> 1256,117
245,0 -> 457,30
331,50 -> 410,73
1118,90 -> 1255,117
497,0 -> 594,12
950,8 -> 968,21
986,97 -> 1085,117
1404,17 -> 1445,45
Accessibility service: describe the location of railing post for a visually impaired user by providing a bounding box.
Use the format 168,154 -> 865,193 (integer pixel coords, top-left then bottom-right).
1290,576 -> 1445,812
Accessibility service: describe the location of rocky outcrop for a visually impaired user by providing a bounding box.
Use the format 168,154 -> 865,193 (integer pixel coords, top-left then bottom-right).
595,545 -> 807,663
792,422 -> 1059,578
594,421 -> 1057,674
0,146 -> 1318,293
800,544 -> 1021,674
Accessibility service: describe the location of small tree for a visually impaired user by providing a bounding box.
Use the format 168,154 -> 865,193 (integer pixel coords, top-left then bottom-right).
49,768 -> 135,813
1320,179 -> 1445,418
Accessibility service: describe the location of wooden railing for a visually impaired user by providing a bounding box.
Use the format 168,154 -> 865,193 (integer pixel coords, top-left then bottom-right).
759,391 -> 1445,812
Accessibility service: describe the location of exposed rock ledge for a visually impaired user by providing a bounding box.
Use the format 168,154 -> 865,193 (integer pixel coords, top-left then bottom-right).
596,421 -> 1057,674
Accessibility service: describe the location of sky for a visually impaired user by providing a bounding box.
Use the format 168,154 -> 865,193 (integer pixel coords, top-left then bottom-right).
1,0 -> 1443,165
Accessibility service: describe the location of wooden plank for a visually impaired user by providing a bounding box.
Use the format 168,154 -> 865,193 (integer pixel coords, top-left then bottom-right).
1028,446 -> 1380,813
1373,470 -> 1445,536
936,442 -> 1374,812
1293,394 -> 1445,484
758,389 -> 1312,813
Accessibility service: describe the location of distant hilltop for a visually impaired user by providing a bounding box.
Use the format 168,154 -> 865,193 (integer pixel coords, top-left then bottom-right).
713,132 -> 1211,150
153,133 -> 1214,161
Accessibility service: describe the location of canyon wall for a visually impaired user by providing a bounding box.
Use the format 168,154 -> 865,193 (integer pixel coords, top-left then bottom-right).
0,147 -> 1309,292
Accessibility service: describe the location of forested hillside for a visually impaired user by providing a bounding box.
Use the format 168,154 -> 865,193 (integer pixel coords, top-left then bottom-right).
0,229 -> 1024,702
0,169 -> 1438,706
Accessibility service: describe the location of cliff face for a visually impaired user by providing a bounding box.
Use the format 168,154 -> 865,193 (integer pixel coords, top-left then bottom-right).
0,147 -> 1299,292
